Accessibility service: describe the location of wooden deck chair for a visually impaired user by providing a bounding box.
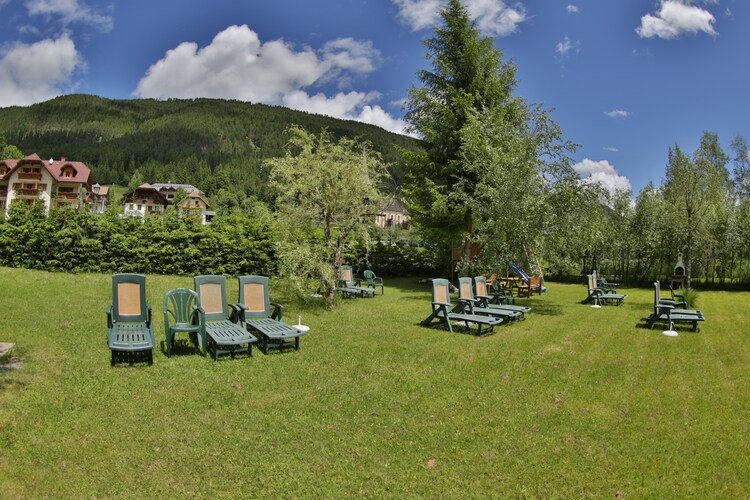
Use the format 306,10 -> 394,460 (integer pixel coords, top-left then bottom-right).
194,275 -> 257,360
238,275 -> 304,354
163,288 -> 205,357
645,282 -> 704,331
420,279 -> 502,335
338,265 -> 376,298
457,277 -> 521,322
585,274 -> 627,306
107,273 -> 155,366
473,276 -> 531,318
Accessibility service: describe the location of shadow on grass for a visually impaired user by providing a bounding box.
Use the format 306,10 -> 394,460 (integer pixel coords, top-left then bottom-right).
634,318 -> 700,333
161,338 -> 203,357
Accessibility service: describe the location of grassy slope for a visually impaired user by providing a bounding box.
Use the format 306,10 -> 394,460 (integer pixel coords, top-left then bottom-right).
0,267 -> 748,497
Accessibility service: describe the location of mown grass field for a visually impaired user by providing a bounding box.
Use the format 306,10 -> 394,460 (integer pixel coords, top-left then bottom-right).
0,266 -> 748,497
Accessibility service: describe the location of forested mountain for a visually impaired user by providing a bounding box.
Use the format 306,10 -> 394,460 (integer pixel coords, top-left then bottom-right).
0,94 -> 418,199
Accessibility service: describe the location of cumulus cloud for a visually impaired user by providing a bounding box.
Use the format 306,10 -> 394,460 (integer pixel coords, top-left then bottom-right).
392,0 -> 527,37
566,4 -> 579,14
606,109 -> 629,118
555,36 -> 580,55
134,25 -> 407,134
25,0 -> 114,32
0,34 -> 81,107
636,0 -> 717,39
574,158 -> 632,197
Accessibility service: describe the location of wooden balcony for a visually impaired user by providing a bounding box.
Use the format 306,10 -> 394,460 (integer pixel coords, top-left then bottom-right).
16,188 -> 40,197
56,192 -> 79,200
18,172 -> 43,180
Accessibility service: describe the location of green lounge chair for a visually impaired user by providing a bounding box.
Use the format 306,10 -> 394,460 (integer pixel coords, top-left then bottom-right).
194,275 -> 257,360
457,277 -> 521,322
586,274 -> 627,306
363,269 -> 385,295
656,280 -> 688,309
238,275 -> 305,354
594,270 -> 619,293
421,278 -> 502,335
646,282 -> 704,331
338,265 -> 376,298
163,288 -> 205,357
107,273 -> 155,366
488,277 -> 515,304
473,276 -> 531,318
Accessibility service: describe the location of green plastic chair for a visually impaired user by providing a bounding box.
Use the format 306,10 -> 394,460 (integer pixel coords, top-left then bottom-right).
106,273 -> 154,366
163,288 -> 205,357
338,265 -> 376,298
238,275 -> 305,354
194,275 -> 257,360
420,278 -> 502,335
363,270 -> 384,295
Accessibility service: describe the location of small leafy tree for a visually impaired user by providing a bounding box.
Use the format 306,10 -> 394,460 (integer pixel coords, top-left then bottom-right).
267,126 -> 387,307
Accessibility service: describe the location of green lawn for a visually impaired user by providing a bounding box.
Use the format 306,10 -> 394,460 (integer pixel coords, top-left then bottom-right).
1,267 -> 748,497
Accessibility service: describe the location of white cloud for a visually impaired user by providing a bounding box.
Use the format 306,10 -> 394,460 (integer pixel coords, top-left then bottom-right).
603,146 -> 619,153
134,25 -> 407,134
392,0 -> 527,37
0,34 -> 81,107
284,90 -> 408,133
25,0 -> 114,32
555,36 -> 580,55
574,158 -> 632,196
636,1 -> 717,39
566,4 -> 579,14
606,109 -> 629,118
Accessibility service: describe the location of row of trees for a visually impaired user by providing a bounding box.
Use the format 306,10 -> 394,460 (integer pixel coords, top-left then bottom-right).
3,0 -> 749,301
578,132 -> 750,288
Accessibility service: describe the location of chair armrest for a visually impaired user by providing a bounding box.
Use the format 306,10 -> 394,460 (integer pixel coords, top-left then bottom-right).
106,305 -> 113,328
229,303 -> 246,323
146,306 -> 153,328
270,302 -> 283,320
454,298 -> 474,313
193,305 -> 206,325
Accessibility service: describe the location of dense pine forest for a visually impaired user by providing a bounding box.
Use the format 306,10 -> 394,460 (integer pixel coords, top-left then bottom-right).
0,94 -> 418,199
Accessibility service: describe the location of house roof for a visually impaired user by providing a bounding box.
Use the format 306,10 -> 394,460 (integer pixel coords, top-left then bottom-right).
2,154 -> 92,187
385,199 -> 408,213
151,182 -> 203,195
179,191 -> 211,208
122,183 -> 169,205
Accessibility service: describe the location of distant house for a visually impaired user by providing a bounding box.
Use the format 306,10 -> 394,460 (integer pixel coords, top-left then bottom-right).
90,183 -> 111,213
121,183 -> 169,218
0,154 -> 93,215
151,182 -> 203,201
178,191 -> 215,224
375,199 -> 410,229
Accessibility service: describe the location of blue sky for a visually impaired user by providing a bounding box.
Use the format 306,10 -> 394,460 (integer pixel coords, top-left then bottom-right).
0,0 -> 747,195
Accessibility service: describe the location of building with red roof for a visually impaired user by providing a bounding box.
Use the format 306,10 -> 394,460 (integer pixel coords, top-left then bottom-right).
0,154 -> 94,214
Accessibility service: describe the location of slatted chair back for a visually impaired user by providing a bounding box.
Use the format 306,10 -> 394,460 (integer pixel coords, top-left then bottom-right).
194,275 -> 228,321
163,288 -> 200,326
112,273 -> 147,323
432,279 -> 451,305
238,275 -> 271,319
